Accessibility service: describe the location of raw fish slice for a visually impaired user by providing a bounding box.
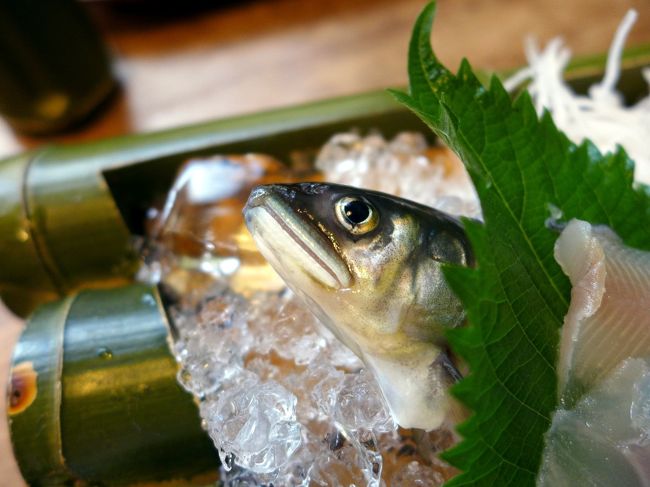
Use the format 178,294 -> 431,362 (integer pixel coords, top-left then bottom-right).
554,219 -> 650,405
538,358 -> 650,487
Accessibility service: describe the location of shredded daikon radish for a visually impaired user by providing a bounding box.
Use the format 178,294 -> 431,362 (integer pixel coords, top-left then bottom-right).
504,10 -> 650,185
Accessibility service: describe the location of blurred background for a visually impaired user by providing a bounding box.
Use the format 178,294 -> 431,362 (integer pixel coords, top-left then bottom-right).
1,0 -> 650,484
2,0 -> 650,158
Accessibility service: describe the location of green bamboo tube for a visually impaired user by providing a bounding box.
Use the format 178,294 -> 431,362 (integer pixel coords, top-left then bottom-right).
7,284 -> 218,486
0,152 -> 60,316
0,144 -> 137,317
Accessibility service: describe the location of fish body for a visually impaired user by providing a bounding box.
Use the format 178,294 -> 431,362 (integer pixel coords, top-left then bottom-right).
244,182 -> 472,430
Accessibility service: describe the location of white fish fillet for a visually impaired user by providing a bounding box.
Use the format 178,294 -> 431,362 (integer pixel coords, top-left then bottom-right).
537,220 -> 650,486
554,219 -> 650,405
538,358 -> 650,487
555,220 -> 650,405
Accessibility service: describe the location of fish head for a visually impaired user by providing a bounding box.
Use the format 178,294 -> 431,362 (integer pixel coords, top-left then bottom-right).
244,182 -> 472,429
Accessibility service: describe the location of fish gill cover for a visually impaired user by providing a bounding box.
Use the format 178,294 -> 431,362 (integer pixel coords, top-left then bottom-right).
391,2 -> 650,485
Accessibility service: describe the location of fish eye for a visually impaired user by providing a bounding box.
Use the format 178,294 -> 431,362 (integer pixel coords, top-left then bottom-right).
335,196 -> 379,235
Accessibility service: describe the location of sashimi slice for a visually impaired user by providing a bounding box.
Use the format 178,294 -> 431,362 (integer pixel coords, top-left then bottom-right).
554,219 -> 650,405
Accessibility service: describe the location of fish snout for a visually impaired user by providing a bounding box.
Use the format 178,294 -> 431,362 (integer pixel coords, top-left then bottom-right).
244,184 -> 296,212
244,185 -> 271,211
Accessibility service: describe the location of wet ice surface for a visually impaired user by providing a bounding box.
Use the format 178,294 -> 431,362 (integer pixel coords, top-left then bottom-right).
149,134 -> 464,485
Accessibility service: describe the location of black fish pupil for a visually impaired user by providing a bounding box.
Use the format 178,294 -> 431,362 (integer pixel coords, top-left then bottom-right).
344,200 -> 370,224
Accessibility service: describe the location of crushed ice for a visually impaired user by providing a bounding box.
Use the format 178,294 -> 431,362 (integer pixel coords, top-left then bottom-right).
316,131 -> 480,219
170,283 -> 455,485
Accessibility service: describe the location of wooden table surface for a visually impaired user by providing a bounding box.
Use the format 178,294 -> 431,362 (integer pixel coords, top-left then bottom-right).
1,0 -> 649,484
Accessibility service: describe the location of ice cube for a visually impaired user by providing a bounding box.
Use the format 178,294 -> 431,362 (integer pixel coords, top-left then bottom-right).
333,369 -> 396,433
309,437 -> 377,487
310,363 -> 344,420
391,461 -> 445,487
345,428 -> 384,487
208,378 -> 302,473
176,351 -> 240,397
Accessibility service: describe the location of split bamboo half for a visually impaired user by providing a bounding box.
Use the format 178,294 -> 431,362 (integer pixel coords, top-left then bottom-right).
7,284 -> 218,486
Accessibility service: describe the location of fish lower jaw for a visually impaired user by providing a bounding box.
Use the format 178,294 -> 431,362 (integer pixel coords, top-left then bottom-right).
245,205 -> 351,290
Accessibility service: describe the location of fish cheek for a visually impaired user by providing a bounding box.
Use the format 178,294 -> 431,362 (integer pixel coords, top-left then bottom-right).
415,257 -> 466,330
337,231 -> 385,286
429,229 -> 472,266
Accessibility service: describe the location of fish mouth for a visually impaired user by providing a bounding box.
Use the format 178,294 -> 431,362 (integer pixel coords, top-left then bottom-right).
244,185 -> 352,289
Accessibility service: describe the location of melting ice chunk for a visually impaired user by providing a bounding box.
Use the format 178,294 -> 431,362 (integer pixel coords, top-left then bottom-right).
204,376 -> 302,474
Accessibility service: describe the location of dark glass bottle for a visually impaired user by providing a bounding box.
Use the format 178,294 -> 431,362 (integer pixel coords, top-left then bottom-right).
0,0 -> 114,134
